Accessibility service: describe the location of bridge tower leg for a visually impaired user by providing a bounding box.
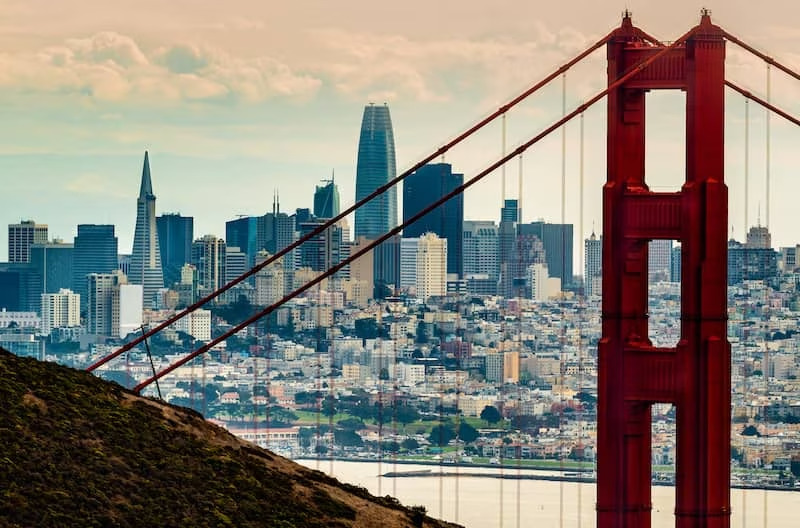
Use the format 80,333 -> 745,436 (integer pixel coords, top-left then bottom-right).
598,12 -> 730,528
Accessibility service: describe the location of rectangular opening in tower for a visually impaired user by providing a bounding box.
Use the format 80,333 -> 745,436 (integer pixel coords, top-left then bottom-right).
651,403 -> 676,517
648,240 -> 681,348
645,91 -> 686,192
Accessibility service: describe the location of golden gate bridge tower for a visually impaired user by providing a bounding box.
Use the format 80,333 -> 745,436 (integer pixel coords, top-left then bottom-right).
598,11 -> 731,527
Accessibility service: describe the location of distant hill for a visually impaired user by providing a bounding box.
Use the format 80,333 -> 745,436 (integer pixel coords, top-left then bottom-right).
0,348 -> 459,528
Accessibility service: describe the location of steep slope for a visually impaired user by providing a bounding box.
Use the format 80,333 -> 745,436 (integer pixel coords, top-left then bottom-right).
0,349 -> 457,528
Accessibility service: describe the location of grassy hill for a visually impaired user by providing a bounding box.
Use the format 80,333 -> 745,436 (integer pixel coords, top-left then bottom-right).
0,349 -> 458,528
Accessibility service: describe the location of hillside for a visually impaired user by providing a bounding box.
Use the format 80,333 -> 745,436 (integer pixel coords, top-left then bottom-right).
0,349 -> 458,528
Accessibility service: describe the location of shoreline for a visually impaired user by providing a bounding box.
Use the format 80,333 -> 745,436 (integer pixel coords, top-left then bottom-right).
294,456 -> 800,492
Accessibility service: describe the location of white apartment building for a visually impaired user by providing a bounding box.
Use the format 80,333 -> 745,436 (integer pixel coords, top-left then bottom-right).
40,289 -> 80,335
173,308 -> 212,342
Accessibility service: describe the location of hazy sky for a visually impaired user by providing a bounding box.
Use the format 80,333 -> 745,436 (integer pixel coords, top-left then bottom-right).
1,0 -> 799,262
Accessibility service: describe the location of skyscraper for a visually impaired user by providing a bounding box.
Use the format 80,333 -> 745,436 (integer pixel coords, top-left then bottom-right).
30,241 -> 73,295
73,224 -> 118,309
192,235 -> 226,297
314,177 -> 341,219
157,213 -> 194,288
355,103 -> 397,239
584,232 -> 602,297
517,221 -> 574,287
403,163 -> 464,278
648,239 -> 672,282
225,216 -> 257,268
130,151 -> 164,308
8,220 -> 48,263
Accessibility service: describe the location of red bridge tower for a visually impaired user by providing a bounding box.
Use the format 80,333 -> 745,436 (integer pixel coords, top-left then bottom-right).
598,12 -> 731,528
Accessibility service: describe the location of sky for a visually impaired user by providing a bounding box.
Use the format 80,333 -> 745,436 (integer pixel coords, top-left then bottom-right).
1,0 -> 799,264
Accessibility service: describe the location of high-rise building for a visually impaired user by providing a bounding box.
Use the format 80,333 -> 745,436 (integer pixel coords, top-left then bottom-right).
314,177 -> 341,219
257,196 -> 296,294
191,235 -> 226,297
648,239 -> 672,282
225,246 -> 247,283
157,213 -> 194,288
463,220 -> 499,281
129,151 -> 164,308
746,225 -> 771,249
670,245 -> 682,282
403,163 -> 464,278
87,271 -> 129,337
500,200 -> 519,223
113,282 -> 144,339
297,218 -> 349,278
584,232 -> 602,297
40,288 -> 80,336
225,215 -> 257,269
355,103 -> 397,240
517,221 -> 573,287
399,237 -> 419,294
0,264 -> 41,312
416,233 -> 447,302
73,224 -> 118,310
528,262 -> 560,301
254,251 -> 284,307
728,239 -> 778,285
8,220 -> 48,263
348,237 -> 374,307
30,242 -> 73,295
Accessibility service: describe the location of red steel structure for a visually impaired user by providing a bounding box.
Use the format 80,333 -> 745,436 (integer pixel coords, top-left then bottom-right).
84,9 -> 800,527
598,11 -> 730,528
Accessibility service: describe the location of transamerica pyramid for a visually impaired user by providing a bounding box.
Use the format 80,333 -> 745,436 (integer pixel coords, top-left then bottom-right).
129,151 -> 164,308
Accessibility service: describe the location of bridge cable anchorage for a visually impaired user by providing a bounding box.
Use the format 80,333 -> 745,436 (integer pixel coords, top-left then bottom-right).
131,27 -> 698,395
84,30 -> 615,376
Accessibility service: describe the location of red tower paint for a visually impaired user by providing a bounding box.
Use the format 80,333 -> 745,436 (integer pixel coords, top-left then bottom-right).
598,12 -> 730,528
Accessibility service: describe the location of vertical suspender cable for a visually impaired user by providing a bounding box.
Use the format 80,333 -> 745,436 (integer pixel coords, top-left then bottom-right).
559,71 -> 567,528
765,64 -> 771,229
502,113 -> 508,207
745,99 -> 750,238
517,153 -> 524,528
764,64 -> 771,525
577,110 -> 585,528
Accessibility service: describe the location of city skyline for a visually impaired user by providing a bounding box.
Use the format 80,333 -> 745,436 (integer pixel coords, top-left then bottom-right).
1,1 -> 800,262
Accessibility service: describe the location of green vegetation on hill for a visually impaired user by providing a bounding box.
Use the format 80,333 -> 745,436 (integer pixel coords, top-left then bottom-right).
0,349 -> 457,528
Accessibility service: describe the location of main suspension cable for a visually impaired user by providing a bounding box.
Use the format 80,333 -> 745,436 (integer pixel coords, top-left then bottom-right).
133,28 -> 698,394
86,30 -> 615,374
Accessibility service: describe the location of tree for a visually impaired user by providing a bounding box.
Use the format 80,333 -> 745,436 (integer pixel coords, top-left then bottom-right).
321,395 -> 337,417
457,421 -> 479,444
298,427 -> 314,448
395,405 -> 421,425
428,424 -> 456,447
379,367 -> 390,381
334,428 -> 363,447
266,406 -> 298,427
354,317 -> 382,339
402,438 -> 420,451
338,417 -> 366,431
480,405 -> 502,426
741,425 -> 761,437
415,321 -> 429,344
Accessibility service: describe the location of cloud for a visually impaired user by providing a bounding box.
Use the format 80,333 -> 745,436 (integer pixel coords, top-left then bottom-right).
308,24 -> 602,103
0,31 -> 321,104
